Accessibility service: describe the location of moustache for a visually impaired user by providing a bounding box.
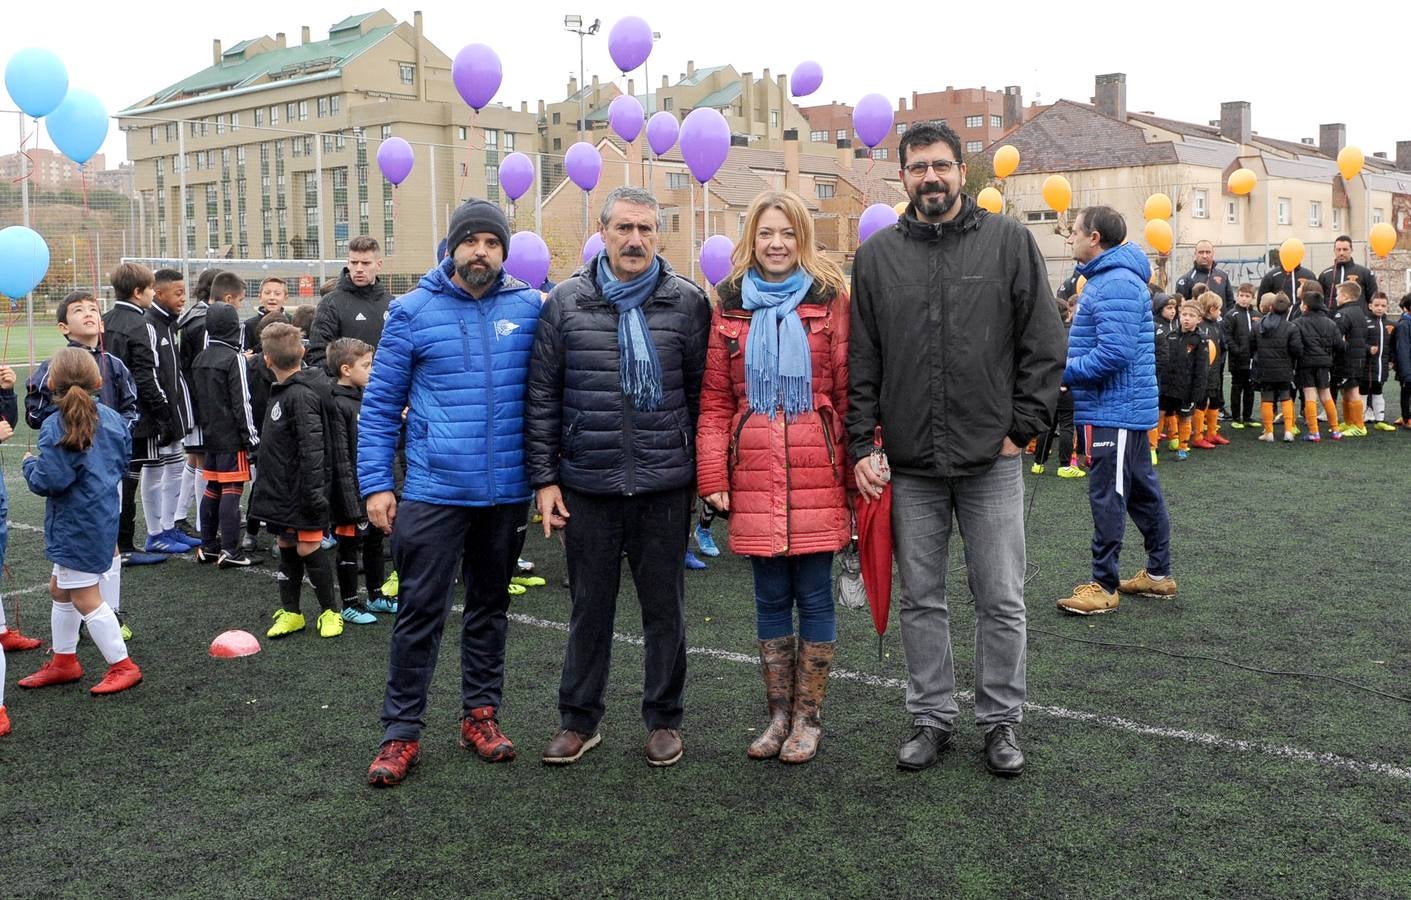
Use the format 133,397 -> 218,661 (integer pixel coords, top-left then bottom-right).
919,184 -> 947,195
621,246 -> 647,258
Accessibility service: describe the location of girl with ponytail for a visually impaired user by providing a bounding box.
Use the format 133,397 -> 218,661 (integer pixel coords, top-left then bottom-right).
19,348 -> 144,695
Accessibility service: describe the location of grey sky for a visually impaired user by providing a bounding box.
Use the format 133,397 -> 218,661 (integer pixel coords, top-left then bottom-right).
5,1 -> 1407,165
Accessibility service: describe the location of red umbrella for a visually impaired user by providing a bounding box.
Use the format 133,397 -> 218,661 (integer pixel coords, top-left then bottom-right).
855,426 -> 893,655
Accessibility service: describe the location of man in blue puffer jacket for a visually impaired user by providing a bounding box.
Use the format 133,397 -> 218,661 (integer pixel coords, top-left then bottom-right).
1057,206 -> 1176,616
361,200 -> 543,786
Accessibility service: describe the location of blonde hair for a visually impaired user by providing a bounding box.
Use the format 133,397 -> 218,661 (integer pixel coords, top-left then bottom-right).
727,191 -> 847,296
1259,292 -> 1277,314
1201,295 -> 1221,318
1179,300 -> 1203,318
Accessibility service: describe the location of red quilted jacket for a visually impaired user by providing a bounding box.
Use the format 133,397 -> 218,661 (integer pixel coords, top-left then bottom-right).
696,277 -> 853,557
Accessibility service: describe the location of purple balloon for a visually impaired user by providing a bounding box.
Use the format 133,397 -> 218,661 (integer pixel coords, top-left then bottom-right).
609,94 -> 645,144
376,137 -> 414,186
504,231 -> 551,288
858,203 -> 899,244
452,43 -> 502,111
498,152 -> 534,202
608,16 -> 653,73
853,93 -> 894,149
565,142 -> 602,192
646,111 -> 679,157
680,108 -> 731,184
582,232 -> 605,265
790,61 -> 823,98
699,235 -> 734,286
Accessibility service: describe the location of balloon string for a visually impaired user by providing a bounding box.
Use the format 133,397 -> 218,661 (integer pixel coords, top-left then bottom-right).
8,125 -> 37,186
456,108 -> 482,200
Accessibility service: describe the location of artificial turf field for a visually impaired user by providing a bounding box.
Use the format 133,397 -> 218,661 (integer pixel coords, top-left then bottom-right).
3,384 -> 1411,898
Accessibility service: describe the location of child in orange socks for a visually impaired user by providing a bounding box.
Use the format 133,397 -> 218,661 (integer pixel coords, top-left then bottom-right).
1251,293 -> 1303,442
1149,294 -> 1179,457
1332,281 -> 1370,436
1192,295 -> 1228,448
1158,301 -> 1208,459
1293,289 -> 1342,442
18,349 -> 143,696
1362,291 -> 1395,431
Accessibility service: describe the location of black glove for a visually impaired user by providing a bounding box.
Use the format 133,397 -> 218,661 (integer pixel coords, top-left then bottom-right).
158,421 -> 182,448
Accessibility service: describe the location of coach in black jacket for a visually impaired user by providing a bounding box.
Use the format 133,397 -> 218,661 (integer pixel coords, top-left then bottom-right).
1175,240 -> 1236,311
306,236 -> 391,370
1317,235 -> 1379,305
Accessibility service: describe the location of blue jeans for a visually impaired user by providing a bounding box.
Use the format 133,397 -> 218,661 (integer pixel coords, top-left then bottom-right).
891,455 -> 1028,730
750,552 -> 836,643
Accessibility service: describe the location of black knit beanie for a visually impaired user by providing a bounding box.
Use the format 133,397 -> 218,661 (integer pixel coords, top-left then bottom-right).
446,199 -> 511,259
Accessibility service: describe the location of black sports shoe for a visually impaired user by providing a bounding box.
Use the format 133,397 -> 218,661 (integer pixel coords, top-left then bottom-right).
217,551 -> 255,569
196,545 -> 219,564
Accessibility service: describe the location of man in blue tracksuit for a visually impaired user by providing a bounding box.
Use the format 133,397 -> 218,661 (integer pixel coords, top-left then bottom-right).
1057,206 -> 1176,615
360,200 -> 544,786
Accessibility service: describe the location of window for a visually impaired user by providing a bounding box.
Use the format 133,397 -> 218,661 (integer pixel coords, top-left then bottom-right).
663,98 -> 673,111
259,143 -> 269,165
552,112 -> 561,125
810,130 -> 828,142
318,97 -> 328,118
191,121 -> 200,137
263,243 -> 273,258
1332,207 -> 1343,231
298,101 -> 308,121
156,157 -> 164,176
380,125 -> 392,140
871,148 -> 888,160
150,126 -> 158,145
217,115 -> 226,135
237,145 -> 246,166
269,105 -> 279,125
990,115 -> 1002,128
330,95 -> 340,115
816,181 -> 836,199
261,175 -> 271,194
1277,197 -> 1290,225
166,122 -> 176,141
667,172 -> 690,190
231,112 -> 240,132
835,129 -> 846,141
965,115 -> 983,128
292,139 -> 302,158
1192,189 -> 1208,219
335,133 -> 345,151
965,141 -> 982,153
553,138 -> 562,151
1026,210 -> 1058,223
485,129 -> 499,149
221,148 -> 231,169
286,102 -> 296,122
457,126 -> 467,141
770,110 -> 779,128
896,123 -> 907,135
323,134 -> 334,153
255,108 -> 264,127
1225,200 -> 1238,224
1308,200 -> 1322,228
1373,208 -> 1385,224
505,132 -> 515,151
400,64 -> 416,85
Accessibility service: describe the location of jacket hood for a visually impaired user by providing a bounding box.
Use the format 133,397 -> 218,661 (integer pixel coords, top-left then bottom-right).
205,302 -> 242,345
1076,242 -> 1152,283
177,300 -> 208,328
416,256 -> 530,300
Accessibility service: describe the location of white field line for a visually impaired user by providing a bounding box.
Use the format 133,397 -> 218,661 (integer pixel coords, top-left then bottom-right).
5,517 -> 1410,782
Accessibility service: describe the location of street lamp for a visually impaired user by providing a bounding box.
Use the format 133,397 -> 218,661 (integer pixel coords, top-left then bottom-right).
644,31 -> 661,113
563,14 -> 600,139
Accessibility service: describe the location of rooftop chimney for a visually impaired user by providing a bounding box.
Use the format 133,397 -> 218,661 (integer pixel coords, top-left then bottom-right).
1219,101 -> 1251,145
686,60 -> 696,78
627,78 -> 635,97
213,39 -> 222,66
1094,73 -> 1126,123
301,26 -> 311,45
1319,123 -> 1346,159
568,76 -> 578,96
783,128 -> 800,194
275,32 -> 286,49
1397,140 -> 1411,172
1003,85 -> 1024,129
741,72 -> 754,125
836,137 -> 853,171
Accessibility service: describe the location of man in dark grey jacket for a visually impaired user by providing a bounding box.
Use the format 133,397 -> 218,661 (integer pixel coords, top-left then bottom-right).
848,122 -> 1064,778
306,235 -> 391,369
526,185 -> 710,769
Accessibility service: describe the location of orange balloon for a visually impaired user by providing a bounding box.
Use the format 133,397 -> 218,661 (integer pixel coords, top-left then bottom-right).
1144,218 -> 1173,255
1143,193 -> 1172,221
1370,221 -> 1397,257
993,144 -> 1020,179
976,186 -> 1004,214
1042,175 -> 1072,214
1337,146 -> 1364,181
893,201 -> 909,216
1279,238 -> 1305,273
1227,168 -> 1257,196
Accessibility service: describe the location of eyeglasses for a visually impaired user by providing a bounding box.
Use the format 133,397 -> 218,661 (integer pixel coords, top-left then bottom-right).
904,159 -> 960,177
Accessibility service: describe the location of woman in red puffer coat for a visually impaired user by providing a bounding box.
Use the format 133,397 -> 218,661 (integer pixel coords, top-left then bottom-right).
697,189 -> 852,765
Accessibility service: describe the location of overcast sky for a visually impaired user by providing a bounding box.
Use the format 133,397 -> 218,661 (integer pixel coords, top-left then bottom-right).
4,1 -> 1407,165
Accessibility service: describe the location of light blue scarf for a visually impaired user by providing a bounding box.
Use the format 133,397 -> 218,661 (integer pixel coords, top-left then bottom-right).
595,250 -> 663,412
741,268 -> 814,419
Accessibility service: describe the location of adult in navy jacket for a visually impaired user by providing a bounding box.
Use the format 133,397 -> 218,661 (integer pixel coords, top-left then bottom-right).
360,200 -> 543,787
1058,206 -> 1175,617
526,185 -> 710,769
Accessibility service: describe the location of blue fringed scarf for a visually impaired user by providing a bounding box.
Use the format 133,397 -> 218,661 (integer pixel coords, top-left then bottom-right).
595,251 -> 663,412
741,268 -> 814,420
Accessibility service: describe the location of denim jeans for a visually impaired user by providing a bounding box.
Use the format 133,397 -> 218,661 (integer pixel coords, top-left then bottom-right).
891,455 -> 1027,730
750,552 -> 836,642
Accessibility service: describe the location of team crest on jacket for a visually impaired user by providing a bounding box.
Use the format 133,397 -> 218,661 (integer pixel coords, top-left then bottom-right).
270,401 -> 282,421
494,319 -> 520,337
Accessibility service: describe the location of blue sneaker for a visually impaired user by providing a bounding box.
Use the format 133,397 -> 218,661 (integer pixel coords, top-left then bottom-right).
144,533 -> 191,554
320,534 -> 337,550
1175,450 -> 1189,461
693,525 -> 720,557
367,597 -> 399,615
121,550 -> 167,567
166,528 -> 203,549
341,605 -> 378,625
685,550 -> 707,570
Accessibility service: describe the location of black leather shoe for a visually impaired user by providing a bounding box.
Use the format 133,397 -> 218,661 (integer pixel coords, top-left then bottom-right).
897,725 -> 952,771
984,724 -> 1024,776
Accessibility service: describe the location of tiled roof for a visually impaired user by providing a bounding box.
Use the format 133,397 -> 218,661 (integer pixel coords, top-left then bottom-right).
695,83 -> 742,110
1173,137 -> 1240,170
993,101 -> 1179,174
678,65 -> 727,87
1127,111 -> 1220,140
1264,155 -> 1338,182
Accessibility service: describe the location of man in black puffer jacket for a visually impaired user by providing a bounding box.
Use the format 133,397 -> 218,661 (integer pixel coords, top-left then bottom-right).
306,235 -> 392,370
526,185 -> 710,769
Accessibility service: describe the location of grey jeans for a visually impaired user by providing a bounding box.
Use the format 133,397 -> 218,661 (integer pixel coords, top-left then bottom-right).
891,455 -> 1027,730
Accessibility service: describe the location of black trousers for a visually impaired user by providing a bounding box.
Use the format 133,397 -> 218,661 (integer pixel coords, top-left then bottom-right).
559,486 -> 691,734
1231,368 -> 1256,421
379,500 -> 527,743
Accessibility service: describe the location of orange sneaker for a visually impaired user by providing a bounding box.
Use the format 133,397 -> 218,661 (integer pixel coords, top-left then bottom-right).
1209,433 -> 1230,445
18,653 -> 83,689
90,658 -> 143,695
0,628 -> 42,652
368,739 -> 422,787
460,706 -> 516,762
0,705 -> 10,737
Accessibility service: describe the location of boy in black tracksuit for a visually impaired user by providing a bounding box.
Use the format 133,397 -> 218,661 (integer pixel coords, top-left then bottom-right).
325,337 -> 391,621
1332,281 -> 1371,435
1193,295 -> 1227,448
142,269 -> 198,554
190,303 -> 260,566
1362,292 -> 1394,430
102,262 -> 176,561
1158,301 -> 1208,458
1034,297 -> 1084,476
1394,295 -> 1411,426
1293,290 -> 1342,441
1251,293 -> 1303,441
1223,284 -> 1259,428
249,323 -> 356,639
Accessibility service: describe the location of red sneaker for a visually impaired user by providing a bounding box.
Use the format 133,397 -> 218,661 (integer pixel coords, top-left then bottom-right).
1190,438 -> 1216,450
90,658 -> 143,695
18,653 -> 83,689
368,739 -> 421,787
460,706 -> 516,762
1209,433 -> 1230,445
0,628 -> 42,652
0,705 -> 10,737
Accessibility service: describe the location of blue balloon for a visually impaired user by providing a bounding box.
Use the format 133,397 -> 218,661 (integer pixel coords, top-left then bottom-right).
4,48 -> 69,118
46,89 -> 108,165
0,226 -> 51,298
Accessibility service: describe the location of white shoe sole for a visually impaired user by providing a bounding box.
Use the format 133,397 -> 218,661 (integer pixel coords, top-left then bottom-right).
1056,602 -> 1118,615
542,731 -> 602,765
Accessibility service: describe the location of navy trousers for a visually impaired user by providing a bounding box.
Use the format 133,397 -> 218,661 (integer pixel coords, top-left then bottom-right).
1086,426 -> 1171,592
379,500 -> 527,743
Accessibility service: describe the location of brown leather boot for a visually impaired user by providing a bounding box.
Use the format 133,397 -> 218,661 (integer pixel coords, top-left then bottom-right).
746,635 -> 796,759
779,639 -> 835,764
